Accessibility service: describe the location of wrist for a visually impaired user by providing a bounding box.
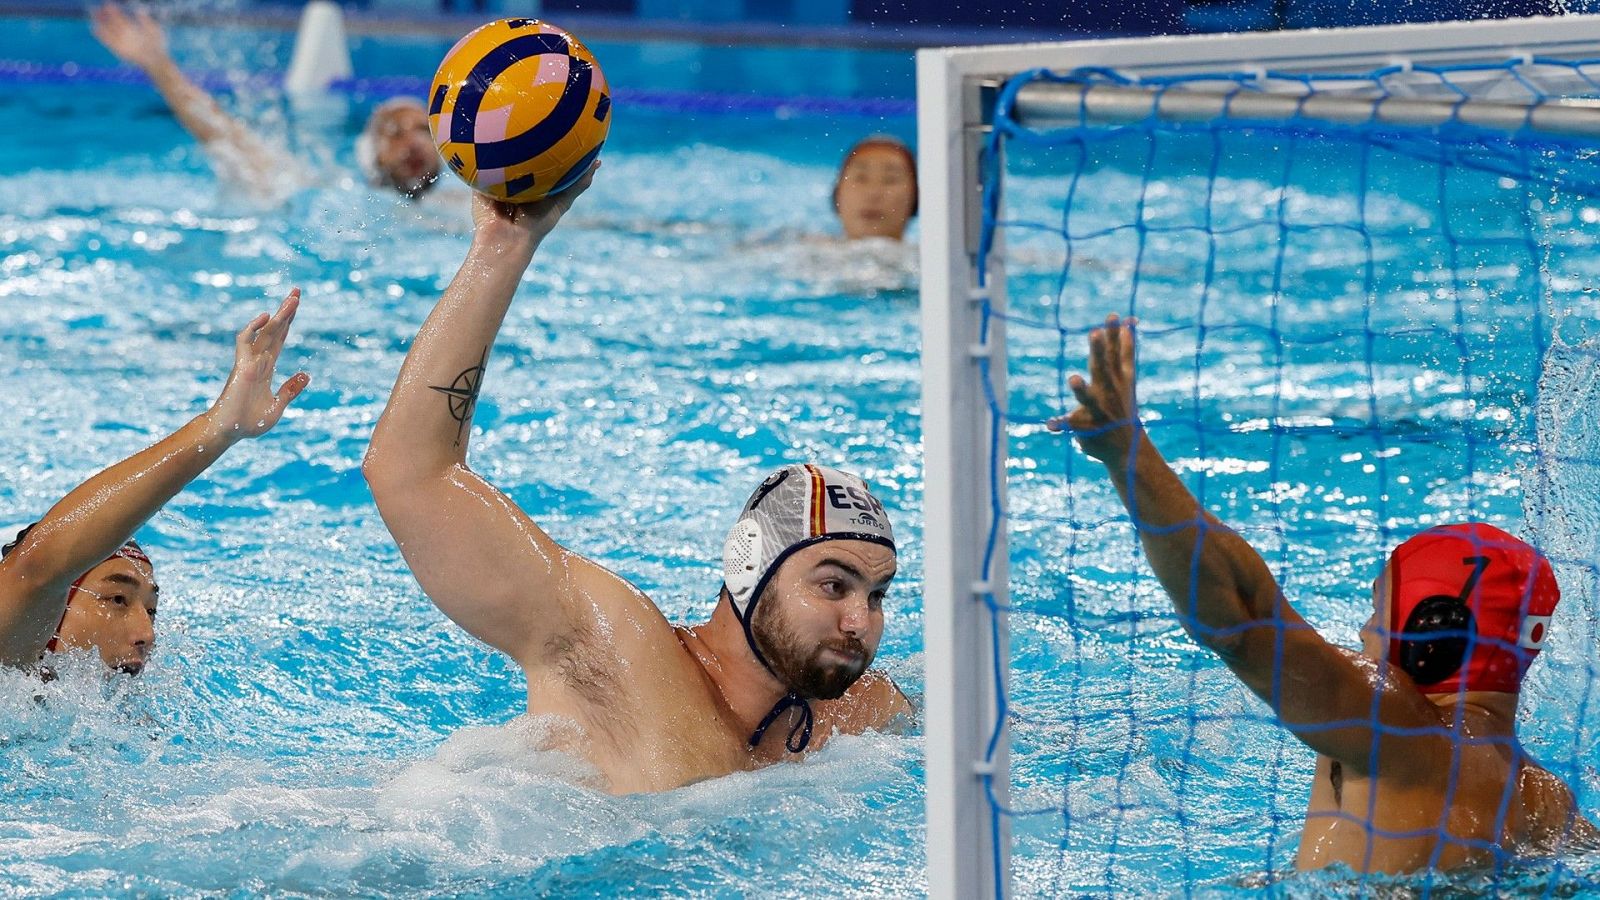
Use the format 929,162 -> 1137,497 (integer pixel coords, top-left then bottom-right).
468,229 -> 538,266
1096,426 -> 1144,468
141,55 -> 180,80
194,408 -> 244,452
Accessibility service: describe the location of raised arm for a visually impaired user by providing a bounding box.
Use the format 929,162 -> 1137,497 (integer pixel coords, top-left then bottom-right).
363,167 -> 653,672
0,292 -> 309,666
90,3 -> 301,199
1053,315 -> 1447,776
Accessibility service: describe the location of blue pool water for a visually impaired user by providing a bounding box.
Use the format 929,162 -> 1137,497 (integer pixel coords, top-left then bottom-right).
992,111 -> 1600,893
0,15 -> 923,898
7,12 -> 1600,898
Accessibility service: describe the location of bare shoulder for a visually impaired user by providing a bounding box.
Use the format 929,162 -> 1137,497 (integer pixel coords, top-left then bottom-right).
524,555 -> 684,698
549,554 -> 678,651
1515,761 -> 1600,854
821,669 -> 914,735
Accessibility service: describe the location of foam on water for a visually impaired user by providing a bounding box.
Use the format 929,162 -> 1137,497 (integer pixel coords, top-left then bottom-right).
0,659 -> 922,896
10,16 -> 1600,896
0,53 -> 925,893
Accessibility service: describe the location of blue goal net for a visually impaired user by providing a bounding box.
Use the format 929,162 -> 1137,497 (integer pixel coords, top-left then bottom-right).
978,58 -> 1600,896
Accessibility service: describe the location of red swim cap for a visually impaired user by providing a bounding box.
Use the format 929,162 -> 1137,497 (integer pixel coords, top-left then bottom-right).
1387,523 -> 1559,695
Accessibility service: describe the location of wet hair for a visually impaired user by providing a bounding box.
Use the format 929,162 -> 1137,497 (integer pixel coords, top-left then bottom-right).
2,522 -> 36,559
832,135 -> 918,217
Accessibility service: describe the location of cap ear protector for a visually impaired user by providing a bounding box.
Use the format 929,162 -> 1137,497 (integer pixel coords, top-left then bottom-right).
1397,555 -> 1488,686
722,518 -> 763,606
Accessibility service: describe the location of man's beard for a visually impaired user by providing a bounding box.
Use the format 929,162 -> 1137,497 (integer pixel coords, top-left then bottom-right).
751,595 -> 872,700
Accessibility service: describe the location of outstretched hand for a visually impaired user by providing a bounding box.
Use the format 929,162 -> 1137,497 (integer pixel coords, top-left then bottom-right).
207,290 -> 311,441
470,161 -> 600,253
1048,313 -> 1141,462
89,2 -> 170,72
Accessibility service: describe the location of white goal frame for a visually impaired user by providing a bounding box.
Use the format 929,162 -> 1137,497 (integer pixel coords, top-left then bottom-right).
917,14 -> 1600,899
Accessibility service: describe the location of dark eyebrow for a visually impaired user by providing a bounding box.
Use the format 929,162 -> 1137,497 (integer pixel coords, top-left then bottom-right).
816,558 -> 895,589
817,558 -> 863,581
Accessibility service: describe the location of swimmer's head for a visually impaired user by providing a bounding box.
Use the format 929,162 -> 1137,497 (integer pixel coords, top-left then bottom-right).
833,136 -> 917,242
1362,523 -> 1559,695
357,98 -> 441,198
2,524 -> 158,675
722,464 -> 896,699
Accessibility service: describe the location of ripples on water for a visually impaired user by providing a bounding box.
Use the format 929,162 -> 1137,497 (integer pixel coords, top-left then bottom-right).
0,65 -> 924,894
995,128 -> 1600,893
10,32 -> 1600,898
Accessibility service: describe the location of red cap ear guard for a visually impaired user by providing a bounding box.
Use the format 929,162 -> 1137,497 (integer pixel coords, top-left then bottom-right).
1387,523 -> 1560,694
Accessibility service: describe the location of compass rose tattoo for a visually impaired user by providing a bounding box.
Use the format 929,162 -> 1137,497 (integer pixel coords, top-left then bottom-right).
430,346 -> 488,447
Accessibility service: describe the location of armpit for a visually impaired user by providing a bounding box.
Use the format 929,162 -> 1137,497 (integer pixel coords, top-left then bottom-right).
540,624 -> 637,745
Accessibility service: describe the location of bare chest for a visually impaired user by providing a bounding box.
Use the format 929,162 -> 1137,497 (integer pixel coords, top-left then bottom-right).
524,656 -> 757,792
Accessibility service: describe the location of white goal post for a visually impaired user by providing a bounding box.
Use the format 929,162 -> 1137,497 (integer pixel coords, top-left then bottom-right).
917,14 -> 1600,899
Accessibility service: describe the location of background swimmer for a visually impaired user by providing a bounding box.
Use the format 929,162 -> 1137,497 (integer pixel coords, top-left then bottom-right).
363,166 -> 909,794
0,294 -> 309,675
1053,313 -> 1598,874
90,2 -> 440,202
832,135 -> 916,242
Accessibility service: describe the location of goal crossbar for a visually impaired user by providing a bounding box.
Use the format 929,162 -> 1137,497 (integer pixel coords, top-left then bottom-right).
1011,81 -> 1600,136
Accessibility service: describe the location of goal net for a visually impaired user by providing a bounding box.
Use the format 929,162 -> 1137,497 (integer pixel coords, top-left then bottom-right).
919,16 -> 1600,897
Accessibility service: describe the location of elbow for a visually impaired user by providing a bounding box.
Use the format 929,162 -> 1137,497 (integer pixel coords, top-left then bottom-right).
0,554 -> 43,599
1176,588 -> 1259,661
1181,605 -> 1249,659
363,442 -> 455,508
0,527 -> 50,589
1193,589 -> 1280,666
361,445 -> 402,505
1203,627 -> 1250,665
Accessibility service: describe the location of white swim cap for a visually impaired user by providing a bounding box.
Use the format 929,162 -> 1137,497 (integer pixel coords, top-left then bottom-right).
723,464 -> 894,753
722,463 -> 895,624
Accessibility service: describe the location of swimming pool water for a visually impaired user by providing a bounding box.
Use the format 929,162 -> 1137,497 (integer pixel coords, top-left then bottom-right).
0,15 -> 923,898
992,120 -> 1600,893
7,12 -> 1600,898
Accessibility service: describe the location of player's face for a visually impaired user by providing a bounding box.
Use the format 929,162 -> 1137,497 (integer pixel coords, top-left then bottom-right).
751,540 -> 894,699
1359,565 -> 1393,661
371,104 -> 441,196
53,556 -> 159,675
835,145 -> 916,241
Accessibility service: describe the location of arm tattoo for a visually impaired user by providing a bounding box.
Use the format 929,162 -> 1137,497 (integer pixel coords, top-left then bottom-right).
429,346 -> 488,447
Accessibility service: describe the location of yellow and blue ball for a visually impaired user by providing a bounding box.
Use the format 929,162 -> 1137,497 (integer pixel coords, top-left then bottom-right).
428,18 -> 610,203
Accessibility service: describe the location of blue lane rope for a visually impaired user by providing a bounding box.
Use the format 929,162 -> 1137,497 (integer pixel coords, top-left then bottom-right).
0,58 -> 916,118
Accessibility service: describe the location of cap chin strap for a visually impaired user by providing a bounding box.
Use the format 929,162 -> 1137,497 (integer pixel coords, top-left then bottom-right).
723,581 -> 817,754
748,691 -> 814,754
